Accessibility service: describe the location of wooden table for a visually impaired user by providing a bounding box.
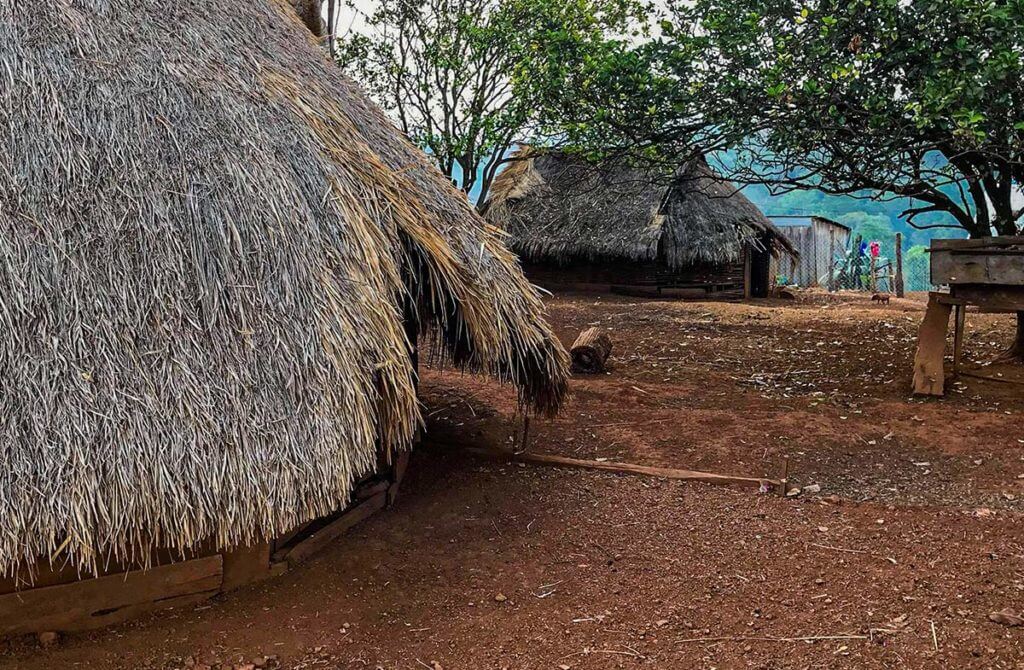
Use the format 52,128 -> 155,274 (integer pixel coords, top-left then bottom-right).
911,236 -> 1024,396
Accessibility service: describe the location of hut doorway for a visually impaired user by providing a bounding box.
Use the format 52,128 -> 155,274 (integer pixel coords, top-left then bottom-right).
749,232 -> 773,298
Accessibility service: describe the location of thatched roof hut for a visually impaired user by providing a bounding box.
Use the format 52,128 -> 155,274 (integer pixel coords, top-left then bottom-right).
484,149 -> 793,298
0,1 -> 568,577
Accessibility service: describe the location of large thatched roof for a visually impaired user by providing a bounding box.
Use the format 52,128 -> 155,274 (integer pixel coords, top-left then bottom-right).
0,1 -> 568,575
483,149 -> 793,267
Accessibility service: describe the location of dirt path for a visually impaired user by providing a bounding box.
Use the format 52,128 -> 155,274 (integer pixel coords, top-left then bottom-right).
3,292 -> 1024,669
424,292 -> 1024,510
4,450 -> 1024,669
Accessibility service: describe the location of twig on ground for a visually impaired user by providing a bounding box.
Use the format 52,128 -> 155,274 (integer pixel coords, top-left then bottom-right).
677,634 -> 868,645
808,542 -> 867,555
807,542 -> 898,565
560,647 -> 646,660
591,418 -> 671,428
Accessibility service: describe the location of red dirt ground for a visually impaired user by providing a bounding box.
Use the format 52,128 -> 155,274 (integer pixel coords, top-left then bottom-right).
3,291 -> 1024,669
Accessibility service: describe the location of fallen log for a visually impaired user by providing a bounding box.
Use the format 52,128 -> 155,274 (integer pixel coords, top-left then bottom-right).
571,327 -> 612,373
462,447 -> 779,492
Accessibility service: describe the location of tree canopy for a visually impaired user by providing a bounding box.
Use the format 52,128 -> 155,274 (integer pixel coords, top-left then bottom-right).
544,0 -> 1024,238
335,0 -> 647,205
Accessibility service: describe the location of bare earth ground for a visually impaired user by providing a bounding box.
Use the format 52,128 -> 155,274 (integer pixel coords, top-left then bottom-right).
4,291 -> 1024,669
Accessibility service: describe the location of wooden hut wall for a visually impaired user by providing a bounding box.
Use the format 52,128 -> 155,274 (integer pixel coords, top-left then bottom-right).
0,455 -> 404,636
810,218 -> 851,285
777,226 -> 817,286
521,258 -> 747,299
776,221 -> 850,287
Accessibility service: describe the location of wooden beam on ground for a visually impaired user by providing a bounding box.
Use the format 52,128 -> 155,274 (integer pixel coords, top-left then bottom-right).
354,479 -> 390,501
0,555 -> 222,635
462,447 -> 778,491
959,370 -> 1024,386
221,542 -> 274,592
277,492 -> 387,568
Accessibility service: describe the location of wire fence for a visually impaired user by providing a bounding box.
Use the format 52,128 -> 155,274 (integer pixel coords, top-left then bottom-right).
771,229 -> 935,295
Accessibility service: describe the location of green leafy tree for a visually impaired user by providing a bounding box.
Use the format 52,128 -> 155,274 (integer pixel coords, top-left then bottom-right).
549,0 -> 1024,238
334,0 -> 647,206
838,213 -> 896,251
690,0 -> 1024,238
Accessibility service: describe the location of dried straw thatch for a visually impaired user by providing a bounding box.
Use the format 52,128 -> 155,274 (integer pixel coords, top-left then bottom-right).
484,149 -> 794,267
0,0 -> 568,576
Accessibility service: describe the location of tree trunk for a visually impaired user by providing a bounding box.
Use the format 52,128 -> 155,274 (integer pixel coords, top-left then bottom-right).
570,328 -> 612,374
996,312 -> 1024,362
1012,312 -> 1024,359
289,0 -> 325,37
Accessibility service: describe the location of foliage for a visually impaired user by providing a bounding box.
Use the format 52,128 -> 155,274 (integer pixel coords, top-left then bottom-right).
548,0 -> 1024,238
335,0 -> 648,205
838,212 -> 896,251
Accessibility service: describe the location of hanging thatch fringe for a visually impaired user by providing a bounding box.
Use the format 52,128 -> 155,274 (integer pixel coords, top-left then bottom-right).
0,0 -> 568,579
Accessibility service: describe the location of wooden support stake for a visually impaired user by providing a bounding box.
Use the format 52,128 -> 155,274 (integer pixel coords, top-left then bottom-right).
894,232 -> 905,298
463,447 -> 778,491
517,415 -> 531,454
388,450 -> 411,506
953,303 -> 966,377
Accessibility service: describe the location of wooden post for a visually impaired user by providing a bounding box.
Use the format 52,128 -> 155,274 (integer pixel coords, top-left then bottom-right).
912,294 -> 953,396
743,245 -> 752,299
828,227 -> 837,292
517,415 -> 531,454
894,232 -> 905,298
953,306 -> 964,371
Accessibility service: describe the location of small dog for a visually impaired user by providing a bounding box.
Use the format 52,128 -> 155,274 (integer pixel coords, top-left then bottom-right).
871,292 -> 891,305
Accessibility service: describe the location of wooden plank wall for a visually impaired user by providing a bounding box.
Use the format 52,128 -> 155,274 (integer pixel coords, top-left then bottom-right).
0,460 -> 406,637
811,218 -> 851,286
522,259 -> 747,298
777,226 -> 816,286
777,222 -> 850,288
0,556 -> 224,636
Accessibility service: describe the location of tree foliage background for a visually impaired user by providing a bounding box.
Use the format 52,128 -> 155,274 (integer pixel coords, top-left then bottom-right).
334,0 -> 648,205
334,0 -> 1023,249
543,0 -> 1024,239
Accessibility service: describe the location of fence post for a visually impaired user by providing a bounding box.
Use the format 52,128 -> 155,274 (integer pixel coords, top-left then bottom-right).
894,232 -> 905,298
828,227 -> 836,292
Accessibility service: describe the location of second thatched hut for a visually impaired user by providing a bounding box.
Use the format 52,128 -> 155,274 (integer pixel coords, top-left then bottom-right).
483,150 -> 795,299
